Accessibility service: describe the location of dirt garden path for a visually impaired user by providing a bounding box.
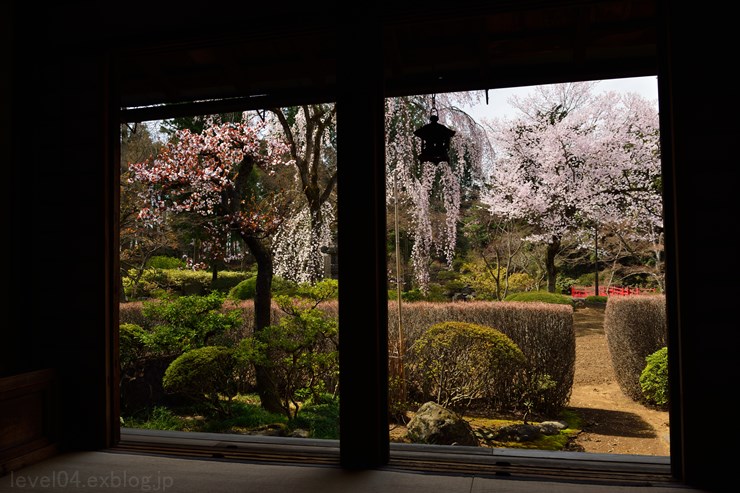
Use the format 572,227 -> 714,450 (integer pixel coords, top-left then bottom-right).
568,304 -> 670,456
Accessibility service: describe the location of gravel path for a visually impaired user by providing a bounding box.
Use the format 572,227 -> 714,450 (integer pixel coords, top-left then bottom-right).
568,305 -> 670,456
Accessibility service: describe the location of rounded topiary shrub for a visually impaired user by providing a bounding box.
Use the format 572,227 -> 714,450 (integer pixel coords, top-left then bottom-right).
228,276 -> 257,301
604,295 -> 666,402
407,321 -> 526,413
162,346 -> 240,416
640,346 -> 669,408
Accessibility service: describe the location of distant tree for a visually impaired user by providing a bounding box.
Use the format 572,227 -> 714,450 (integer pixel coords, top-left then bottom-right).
481,83 -> 662,292
119,123 -> 175,301
460,206 -> 526,300
263,104 -> 338,284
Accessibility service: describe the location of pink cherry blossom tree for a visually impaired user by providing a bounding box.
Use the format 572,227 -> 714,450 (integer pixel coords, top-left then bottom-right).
129,119 -> 292,413
481,82 -> 662,292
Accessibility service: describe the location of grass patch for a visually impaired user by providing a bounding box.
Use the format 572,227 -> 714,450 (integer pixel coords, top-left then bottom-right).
466,408 -> 582,451
121,393 -> 340,439
290,397 -> 340,439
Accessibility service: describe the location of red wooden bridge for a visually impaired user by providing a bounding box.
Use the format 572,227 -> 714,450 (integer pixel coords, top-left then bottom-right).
570,285 -> 656,298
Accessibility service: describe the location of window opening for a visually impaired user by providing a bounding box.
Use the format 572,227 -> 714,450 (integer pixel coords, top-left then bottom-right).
385,77 -> 668,462
118,105 -> 340,443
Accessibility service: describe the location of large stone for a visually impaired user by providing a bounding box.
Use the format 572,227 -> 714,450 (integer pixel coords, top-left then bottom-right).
406,401 -> 479,446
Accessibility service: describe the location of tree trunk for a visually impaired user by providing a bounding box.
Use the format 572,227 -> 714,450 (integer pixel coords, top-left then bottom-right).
546,237 -> 561,293
244,234 -> 283,414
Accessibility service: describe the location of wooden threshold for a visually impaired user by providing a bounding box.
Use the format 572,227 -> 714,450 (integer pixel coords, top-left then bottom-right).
112,429 -> 678,488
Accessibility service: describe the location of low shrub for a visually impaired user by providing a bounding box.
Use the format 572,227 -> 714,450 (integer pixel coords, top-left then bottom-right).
147,255 -> 186,270
584,295 -> 607,304
119,323 -> 148,368
122,406 -> 187,431
389,300 -> 575,415
229,276 -> 257,301
141,292 -> 242,356
162,346 -> 240,416
209,271 -> 251,293
229,275 -> 306,301
604,295 -> 666,402
504,291 -> 573,306
640,346 -> 669,408
407,321 -> 527,413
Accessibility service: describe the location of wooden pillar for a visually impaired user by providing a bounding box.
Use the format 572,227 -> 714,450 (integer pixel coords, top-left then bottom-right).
336,15 -> 389,468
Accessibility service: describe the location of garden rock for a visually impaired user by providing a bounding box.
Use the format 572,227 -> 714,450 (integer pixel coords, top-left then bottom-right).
493,423 -> 542,442
406,401 -> 479,446
538,420 -> 568,435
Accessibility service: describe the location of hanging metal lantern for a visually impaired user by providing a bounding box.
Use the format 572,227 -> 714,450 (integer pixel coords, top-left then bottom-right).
414,96 -> 455,164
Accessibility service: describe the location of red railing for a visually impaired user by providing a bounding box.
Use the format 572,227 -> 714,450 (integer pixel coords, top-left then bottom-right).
570,285 -> 656,298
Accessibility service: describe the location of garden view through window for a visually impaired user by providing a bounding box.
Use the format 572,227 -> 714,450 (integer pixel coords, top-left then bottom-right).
385,78 -> 669,457
118,105 -> 341,439
117,77 -> 668,459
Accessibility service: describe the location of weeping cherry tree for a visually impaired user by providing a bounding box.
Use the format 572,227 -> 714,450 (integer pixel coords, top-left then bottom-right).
385,92 -> 493,292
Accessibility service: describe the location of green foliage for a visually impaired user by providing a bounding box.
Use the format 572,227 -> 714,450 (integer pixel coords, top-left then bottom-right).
147,255 -> 186,269
200,397 -> 287,433
122,406 -> 187,431
290,394 -> 340,439
271,276 -> 299,297
119,323 -> 148,368
294,278 -> 338,301
401,284 -> 448,302
515,373 -> 557,423
585,295 -> 607,304
408,321 -> 527,413
121,393 -> 339,440
122,268 -> 166,300
507,273 -> 538,293
228,275 -> 308,301
556,276 -> 578,295
459,260 -> 500,299
162,346 -> 241,416
210,271 -> 252,293
228,276 -> 257,301
389,300 -> 576,415
141,292 -> 242,356
121,395 -> 288,434
239,295 -> 339,419
640,346 -> 669,408
459,260 -> 539,300
124,268 -> 250,299
154,269 -> 211,296
504,291 -> 573,305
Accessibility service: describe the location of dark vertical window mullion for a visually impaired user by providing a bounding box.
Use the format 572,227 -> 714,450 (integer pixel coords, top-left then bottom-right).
337,16 -> 389,468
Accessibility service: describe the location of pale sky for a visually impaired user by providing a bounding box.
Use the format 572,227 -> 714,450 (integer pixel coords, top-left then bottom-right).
463,75 -> 660,122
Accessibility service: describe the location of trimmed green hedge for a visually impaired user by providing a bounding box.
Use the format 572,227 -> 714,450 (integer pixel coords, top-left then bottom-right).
604,295 -> 666,402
